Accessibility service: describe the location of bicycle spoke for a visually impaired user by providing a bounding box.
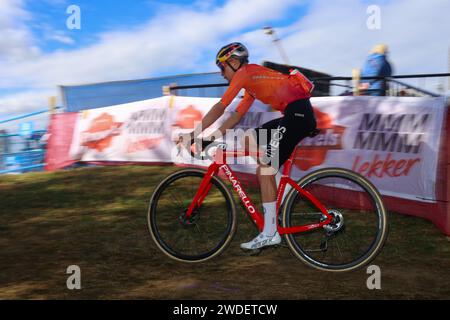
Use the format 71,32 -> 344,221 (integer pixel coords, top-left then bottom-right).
334,236 -> 344,258
321,240 -> 328,261
166,199 -> 183,213
167,190 -> 185,209
173,190 -> 187,208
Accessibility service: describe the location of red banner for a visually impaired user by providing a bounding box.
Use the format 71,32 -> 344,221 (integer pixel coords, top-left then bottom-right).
45,113 -> 79,171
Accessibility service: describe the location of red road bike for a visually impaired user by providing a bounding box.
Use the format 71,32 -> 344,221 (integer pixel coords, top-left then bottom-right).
148,134 -> 388,272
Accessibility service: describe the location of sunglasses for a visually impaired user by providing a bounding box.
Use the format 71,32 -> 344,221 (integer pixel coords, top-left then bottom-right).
217,61 -> 226,72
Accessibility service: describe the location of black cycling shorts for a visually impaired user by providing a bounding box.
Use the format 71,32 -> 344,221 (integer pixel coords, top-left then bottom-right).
253,98 -> 317,170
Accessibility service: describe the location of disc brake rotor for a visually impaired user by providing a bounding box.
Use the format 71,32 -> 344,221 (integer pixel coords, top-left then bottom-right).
323,209 -> 345,233
179,208 -> 200,226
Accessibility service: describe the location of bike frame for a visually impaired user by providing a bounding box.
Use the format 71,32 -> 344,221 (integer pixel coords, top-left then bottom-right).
185,147 -> 333,235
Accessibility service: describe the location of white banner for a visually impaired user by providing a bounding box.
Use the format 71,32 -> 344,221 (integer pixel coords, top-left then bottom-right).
291,96 -> 446,203
69,95 -> 447,203
69,97 -> 174,162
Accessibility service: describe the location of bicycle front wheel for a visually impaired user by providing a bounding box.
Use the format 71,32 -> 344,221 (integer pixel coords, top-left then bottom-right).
282,168 -> 388,272
148,169 -> 237,262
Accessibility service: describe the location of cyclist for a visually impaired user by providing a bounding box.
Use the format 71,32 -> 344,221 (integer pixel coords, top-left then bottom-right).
182,42 -> 317,250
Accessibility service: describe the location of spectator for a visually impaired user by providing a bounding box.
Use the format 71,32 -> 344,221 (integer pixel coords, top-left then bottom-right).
360,44 -> 393,96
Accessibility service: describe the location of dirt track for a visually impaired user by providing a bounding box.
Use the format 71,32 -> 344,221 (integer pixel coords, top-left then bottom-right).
1,166 -> 450,299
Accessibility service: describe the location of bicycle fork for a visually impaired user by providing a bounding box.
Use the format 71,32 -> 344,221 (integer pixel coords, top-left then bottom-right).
185,165 -> 219,218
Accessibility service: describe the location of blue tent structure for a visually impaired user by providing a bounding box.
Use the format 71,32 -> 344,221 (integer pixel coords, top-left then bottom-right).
60,72 -> 228,112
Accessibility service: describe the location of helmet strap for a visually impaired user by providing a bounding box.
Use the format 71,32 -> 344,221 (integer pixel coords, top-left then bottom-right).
226,60 -> 243,73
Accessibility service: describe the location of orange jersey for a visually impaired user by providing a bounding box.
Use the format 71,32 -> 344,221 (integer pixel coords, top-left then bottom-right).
220,64 -> 312,115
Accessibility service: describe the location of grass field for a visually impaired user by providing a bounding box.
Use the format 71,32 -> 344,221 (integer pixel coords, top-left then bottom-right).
1,165 -> 450,299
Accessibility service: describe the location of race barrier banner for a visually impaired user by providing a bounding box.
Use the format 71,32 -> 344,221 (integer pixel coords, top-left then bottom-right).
46,95 -> 449,235
45,113 -> 79,171
68,95 -> 273,165
293,96 -> 446,203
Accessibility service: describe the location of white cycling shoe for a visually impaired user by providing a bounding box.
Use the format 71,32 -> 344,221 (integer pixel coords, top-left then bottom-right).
240,232 -> 282,250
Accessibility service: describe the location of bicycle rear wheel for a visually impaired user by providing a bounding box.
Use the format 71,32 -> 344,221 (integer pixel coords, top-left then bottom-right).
148,169 -> 237,262
282,168 -> 388,272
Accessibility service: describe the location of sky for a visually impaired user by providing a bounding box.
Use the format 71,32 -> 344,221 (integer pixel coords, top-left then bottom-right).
0,0 -> 449,119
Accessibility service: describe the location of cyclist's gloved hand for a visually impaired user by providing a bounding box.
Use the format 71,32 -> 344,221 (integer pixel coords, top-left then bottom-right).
200,138 -> 214,150
191,138 -> 216,160
192,139 -> 215,159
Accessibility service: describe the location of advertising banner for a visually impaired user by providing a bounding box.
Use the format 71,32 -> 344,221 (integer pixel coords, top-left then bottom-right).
291,96 -> 446,203
68,96 -> 446,205
69,97 -> 173,163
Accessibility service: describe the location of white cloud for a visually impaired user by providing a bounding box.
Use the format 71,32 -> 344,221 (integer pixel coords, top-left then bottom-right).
37,22 -> 76,45
0,89 -> 56,118
1,0 -> 299,88
0,0 -> 40,62
47,32 -> 75,45
240,0 -> 450,94
248,0 -> 450,74
0,0 -> 449,118
0,0 -> 300,117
